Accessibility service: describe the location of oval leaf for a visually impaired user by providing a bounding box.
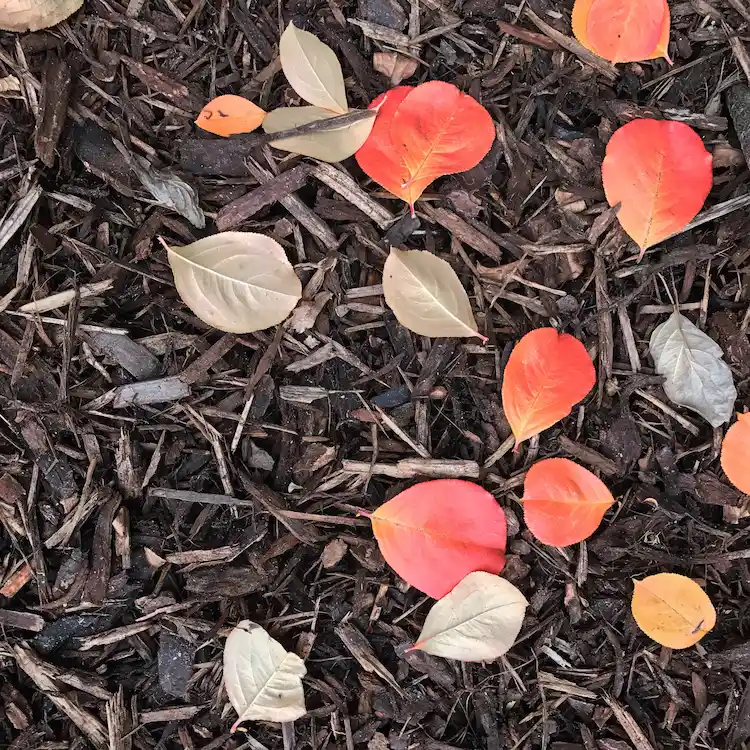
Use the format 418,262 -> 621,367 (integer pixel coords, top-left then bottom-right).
721,413 -> 750,494
502,328 -> 595,445
522,458 -> 615,547
195,95 -> 266,137
279,22 -> 347,114
412,572 -> 528,662
1,0 -> 81,31
631,573 -> 716,649
167,232 -> 302,334
602,120 -> 712,253
224,620 -> 306,730
587,0 -> 664,63
649,311 -> 736,427
370,479 -> 507,599
262,106 -> 375,162
383,248 -> 483,339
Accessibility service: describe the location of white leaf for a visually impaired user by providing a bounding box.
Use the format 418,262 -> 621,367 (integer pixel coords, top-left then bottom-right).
279,22 -> 347,114
166,232 -> 302,334
649,310 -> 736,427
413,572 -> 528,662
224,620 -> 307,730
383,248 -> 484,339
0,0 -> 82,31
263,106 -> 374,163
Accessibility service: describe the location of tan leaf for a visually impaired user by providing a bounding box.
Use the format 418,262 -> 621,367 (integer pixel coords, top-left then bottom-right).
383,248 -> 483,339
373,52 -> 418,85
263,106 -> 375,163
279,22 -> 347,113
224,620 -> 307,730
166,232 -> 302,334
412,572 -> 528,662
0,0 -> 82,31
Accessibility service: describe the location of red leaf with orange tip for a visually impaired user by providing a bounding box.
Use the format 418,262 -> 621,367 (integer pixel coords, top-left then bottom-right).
602,119 -> 712,255
721,413 -> 750,495
369,479 -> 507,599
501,328 -> 595,446
522,458 -> 615,547
195,95 -> 266,137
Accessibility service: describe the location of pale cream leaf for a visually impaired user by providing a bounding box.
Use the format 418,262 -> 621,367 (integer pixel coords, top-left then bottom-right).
0,0 -> 82,31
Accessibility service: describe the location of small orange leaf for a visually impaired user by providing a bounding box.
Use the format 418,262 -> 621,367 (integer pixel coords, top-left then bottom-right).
721,413 -> 750,495
501,328 -> 595,446
521,458 -> 615,546
631,573 -> 716,649
369,479 -> 507,599
602,119 -> 712,254
195,95 -> 266,137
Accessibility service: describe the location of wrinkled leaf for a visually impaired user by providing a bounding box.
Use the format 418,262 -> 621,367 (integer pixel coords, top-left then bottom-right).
502,328 -> 595,445
224,620 -> 306,730
721,413 -> 750,494
631,573 -> 716,649
602,120 -> 712,254
649,311 -> 736,427
413,572 -> 527,662
373,51 -> 418,85
279,22 -> 347,113
195,95 -> 265,137
370,479 -> 507,599
166,231 -> 302,334
522,458 -> 615,547
262,106 -> 375,162
382,248 -> 483,340
0,0 -> 82,31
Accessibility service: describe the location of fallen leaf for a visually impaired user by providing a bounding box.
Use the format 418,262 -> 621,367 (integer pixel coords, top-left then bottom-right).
224,620 -> 306,730
649,311 -> 736,427
373,51 -> 418,85
370,479 -> 507,599
631,573 -> 716,649
501,328 -> 595,445
601,119 -> 712,254
279,22 -> 347,114
0,0 -> 81,31
262,106 -> 375,162
195,95 -> 266,137
720,413 -> 750,495
166,232 -> 302,334
412,571 -> 527,661
521,458 -> 615,547
382,248 -> 484,340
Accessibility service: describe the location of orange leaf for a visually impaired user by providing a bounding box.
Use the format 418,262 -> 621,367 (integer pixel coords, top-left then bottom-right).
370,479 -> 507,598
631,573 -> 716,649
501,328 -> 595,446
601,119 -> 712,254
521,458 -> 615,546
721,413 -> 750,495
195,95 -> 266,137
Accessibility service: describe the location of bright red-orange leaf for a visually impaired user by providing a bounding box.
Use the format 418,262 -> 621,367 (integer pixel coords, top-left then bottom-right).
522,458 -> 615,547
602,119 -> 712,255
195,95 -> 266,137
369,479 -> 507,598
721,413 -> 750,495
501,328 -> 595,446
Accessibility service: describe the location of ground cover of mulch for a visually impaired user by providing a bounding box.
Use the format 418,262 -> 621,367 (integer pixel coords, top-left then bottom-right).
1,0 -> 750,749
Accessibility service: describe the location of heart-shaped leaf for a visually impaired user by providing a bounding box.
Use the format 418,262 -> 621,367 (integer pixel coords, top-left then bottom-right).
721,413 -> 750,494
195,95 -> 266,137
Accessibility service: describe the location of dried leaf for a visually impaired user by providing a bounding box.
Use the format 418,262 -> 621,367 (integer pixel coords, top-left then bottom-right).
279,22 -> 347,113
166,232 -> 302,334
195,95 -> 266,137
631,573 -> 716,649
412,572 -> 527,661
720,413 -> 750,495
382,248 -> 483,340
0,0 -> 82,31
224,620 -> 306,730
373,51 -> 418,85
649,311 -> 736,427
263,106 -> 375,162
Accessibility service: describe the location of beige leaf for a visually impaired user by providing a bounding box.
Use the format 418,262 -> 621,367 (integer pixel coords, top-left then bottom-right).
224,620 -> 307,730
413,572 -> 528,662
383,248 -> 483,339
166,232 -> 302,334
372,52 -> 418,85
279,22 -> 347,113
263,106 -> 374,163
0,0 -> 82,31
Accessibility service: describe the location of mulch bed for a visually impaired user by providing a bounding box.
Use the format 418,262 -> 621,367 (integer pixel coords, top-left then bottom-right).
1,1 -> 750,749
